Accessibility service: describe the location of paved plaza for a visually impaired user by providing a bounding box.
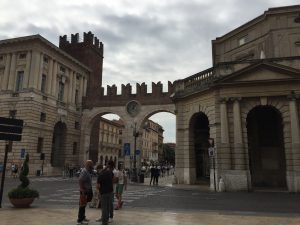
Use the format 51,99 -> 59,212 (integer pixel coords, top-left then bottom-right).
1,175 -> 300,225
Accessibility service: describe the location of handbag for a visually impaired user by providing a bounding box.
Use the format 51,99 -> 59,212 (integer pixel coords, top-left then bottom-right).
86,189 -> 93,202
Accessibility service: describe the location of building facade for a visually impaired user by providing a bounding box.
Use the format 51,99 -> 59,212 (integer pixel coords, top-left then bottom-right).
141,120 -> 164,163
173,5 -> 300,192
0,35 -> 91,175
97,118 -> 124,167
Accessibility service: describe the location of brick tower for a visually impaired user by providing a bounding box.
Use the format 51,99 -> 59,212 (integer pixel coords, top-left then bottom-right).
59,31 -> 103,98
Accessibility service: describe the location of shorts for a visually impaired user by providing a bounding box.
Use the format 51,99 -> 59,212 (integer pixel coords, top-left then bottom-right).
116,184 -> 124,194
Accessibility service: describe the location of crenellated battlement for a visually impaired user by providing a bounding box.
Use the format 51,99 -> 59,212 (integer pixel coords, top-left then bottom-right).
83,81 -> 174,108
59,31 -> 103,55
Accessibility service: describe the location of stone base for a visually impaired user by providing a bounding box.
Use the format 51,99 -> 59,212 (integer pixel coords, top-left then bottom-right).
287,171 -> 300,193
222,170 -> 249,191
175,167 -> 196,184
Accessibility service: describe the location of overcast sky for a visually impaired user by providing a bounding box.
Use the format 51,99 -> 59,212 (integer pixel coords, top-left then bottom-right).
0,0 -> 299,142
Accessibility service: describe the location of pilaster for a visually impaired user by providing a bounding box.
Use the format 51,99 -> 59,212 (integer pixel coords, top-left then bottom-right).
7,53 -> 17,91
2,53 -> 11,90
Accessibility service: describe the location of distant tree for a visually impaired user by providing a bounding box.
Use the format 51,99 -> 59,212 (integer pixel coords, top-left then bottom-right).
163,143 -> 175,164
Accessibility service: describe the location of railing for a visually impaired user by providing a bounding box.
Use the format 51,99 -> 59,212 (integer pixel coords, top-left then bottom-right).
183,67 -> 215,90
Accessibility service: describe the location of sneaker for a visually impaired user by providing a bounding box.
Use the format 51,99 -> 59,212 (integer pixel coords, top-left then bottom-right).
109,218 -> 113,223
83,218 -> 90,222
95,218 -> 102,222
77,221 -> 88,225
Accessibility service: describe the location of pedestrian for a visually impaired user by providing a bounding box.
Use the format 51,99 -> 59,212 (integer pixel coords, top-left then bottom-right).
77,160 -> 94,225
115,164 -> 127,210
96,160 -> 115,225
155,165 -> 160,185
11,163 -> 18,178
111,163 -> 119,219
149,165 -> 155,185
89,164 -> 103,208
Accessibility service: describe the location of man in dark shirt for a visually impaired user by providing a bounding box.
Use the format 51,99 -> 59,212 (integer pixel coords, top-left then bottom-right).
97,160 -> 114,225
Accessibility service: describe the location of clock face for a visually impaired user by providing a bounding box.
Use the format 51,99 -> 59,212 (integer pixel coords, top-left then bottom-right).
126,100 -> 140,116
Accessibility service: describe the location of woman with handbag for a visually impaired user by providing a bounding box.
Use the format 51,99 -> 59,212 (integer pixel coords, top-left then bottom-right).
77,160 -> 94,225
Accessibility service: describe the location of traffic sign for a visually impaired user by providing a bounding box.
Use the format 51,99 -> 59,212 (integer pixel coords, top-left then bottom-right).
135,149 -> 140,155
124,143 -> 130,156
208,147 -> 215,157
0,117 -> 23,141
20,149 -> 26,159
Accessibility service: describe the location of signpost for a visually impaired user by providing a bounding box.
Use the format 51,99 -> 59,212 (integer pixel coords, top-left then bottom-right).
0,117 -> 23,208
208,138 -> 216,192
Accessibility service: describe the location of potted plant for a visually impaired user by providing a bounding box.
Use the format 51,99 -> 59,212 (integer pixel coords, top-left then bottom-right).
8,154 -> 39,207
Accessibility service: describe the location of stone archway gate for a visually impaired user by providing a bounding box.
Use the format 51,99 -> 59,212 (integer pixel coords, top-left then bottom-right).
80,81 -> 175,168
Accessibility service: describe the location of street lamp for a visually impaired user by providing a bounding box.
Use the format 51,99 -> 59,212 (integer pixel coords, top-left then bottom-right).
131,121 -> 139,182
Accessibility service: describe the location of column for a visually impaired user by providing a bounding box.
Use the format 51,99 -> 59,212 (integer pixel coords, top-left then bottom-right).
37,53 -> 44,91
1,53 -> 11,90
220,98 -> 231,170
23,50 -> 32,89
288,95 -> 300,172
7,53 -> 17,91
68,69 -> 74,103
28,50 -> 40,89
46,58 -> 53,94
232,97 -> 245,170
79,76 -> 83,104
83,77 -> 87,97
51,61 -> 57,96
72,72 -> 77,103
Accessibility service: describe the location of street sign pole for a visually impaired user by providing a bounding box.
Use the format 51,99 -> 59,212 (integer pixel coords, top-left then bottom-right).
0,141 -> 9,208
213,156 -> 216,192
0,117 -> 24,208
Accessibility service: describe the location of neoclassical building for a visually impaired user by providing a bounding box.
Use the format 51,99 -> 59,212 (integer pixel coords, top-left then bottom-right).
0,33 -> 99,175
173,5 -> 300,192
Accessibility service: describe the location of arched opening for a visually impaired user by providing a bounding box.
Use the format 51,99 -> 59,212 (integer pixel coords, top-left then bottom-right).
247,106 -> 287,189
141,112 -> 176,167
88,113 -> 124,166
51,121 -> 67,167
190,112 -> 210,183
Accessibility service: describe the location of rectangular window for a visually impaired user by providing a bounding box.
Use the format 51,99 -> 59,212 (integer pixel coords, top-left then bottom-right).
75,121 -> 80,130
43,56 -> 48,63
0,55 -> 3,61
41,74 -> 47,93
238,35 -> 248,46
15,71 -> 24,92
58,81 -> 64,101
19,53 -> 26,59
37,137 -> 43,153
60,66 -> 65,73
75,89 -> 79,104
73,142 -> 77,155
9,110 -> 17,119
40,112 -> 46,122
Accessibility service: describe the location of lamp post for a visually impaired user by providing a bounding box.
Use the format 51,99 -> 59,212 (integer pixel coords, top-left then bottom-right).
131,122 -> 139,182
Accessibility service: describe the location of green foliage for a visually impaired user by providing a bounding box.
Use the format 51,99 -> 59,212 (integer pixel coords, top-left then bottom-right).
8,187 -> 39,199
8,154 -> 39,199
163,144 -> 175,164
19,154 -> 30,188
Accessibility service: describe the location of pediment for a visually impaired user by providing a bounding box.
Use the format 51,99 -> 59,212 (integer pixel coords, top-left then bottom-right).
218,62 -> 300,84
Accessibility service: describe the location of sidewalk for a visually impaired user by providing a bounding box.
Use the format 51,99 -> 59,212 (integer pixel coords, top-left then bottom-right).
140,175 -> 210,191
1,206 -> 300,225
